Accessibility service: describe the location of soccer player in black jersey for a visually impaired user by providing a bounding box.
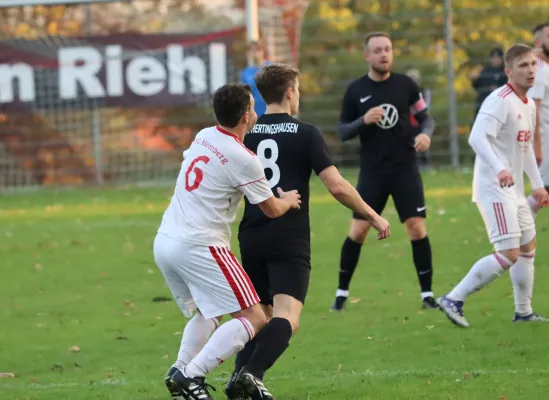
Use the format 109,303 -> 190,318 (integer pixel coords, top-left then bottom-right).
331,32 -> 438,312
224,63 -> 390,400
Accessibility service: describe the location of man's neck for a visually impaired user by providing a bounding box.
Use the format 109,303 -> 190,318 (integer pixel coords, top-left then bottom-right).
265,104 -> 291,115
508,82 -> 528,101
535,48 -> 549,63
218,125 -> 246,141
368,70 -> 391,82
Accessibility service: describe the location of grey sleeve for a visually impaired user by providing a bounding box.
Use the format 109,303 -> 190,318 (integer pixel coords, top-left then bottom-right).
414,109 -> 435,137
337,117 -> 365,142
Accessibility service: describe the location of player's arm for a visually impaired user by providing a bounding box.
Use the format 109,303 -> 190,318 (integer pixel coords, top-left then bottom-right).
533,99 -> 542,165
309,126 -> 390,238
467,97 -> 512,186
528,65 -> 545,165
337,85 -> 364,141
409,80 -> 435,152
236,158 -> 301,218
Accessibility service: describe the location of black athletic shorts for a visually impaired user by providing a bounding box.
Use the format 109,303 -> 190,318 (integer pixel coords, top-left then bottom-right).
353,163 -> 426,223
238,236 -> 310,306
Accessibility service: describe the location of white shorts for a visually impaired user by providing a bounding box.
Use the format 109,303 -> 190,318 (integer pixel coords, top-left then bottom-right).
153,233 -> 260,320
476,198 -> 535,250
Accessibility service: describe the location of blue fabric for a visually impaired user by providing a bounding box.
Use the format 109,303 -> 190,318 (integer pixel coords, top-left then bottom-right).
241,66 -> 266,117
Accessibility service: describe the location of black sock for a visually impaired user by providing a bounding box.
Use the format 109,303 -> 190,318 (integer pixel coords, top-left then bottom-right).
411,236 -> 433,294
233,334 -> 258,376
245,317 -> 292,379
338,237 -> 363,292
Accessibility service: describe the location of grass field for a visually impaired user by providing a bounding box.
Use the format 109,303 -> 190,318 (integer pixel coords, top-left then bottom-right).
1,170 -> 549,400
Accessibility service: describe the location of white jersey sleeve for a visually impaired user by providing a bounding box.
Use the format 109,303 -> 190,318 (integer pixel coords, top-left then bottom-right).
233,157 -> 273,205
469,94 -> 507,173
476,94 -> 508,135
529,62 -> 546,100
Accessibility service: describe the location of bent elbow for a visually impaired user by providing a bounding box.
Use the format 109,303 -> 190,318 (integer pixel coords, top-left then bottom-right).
327,179 -> 345,198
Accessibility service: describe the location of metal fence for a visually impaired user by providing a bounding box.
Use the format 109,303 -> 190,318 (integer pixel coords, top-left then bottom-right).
0,0 -> 546,190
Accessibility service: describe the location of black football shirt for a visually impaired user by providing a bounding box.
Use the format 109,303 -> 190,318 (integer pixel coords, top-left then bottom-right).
339,73 -> 423,174
238,113 -> 334,255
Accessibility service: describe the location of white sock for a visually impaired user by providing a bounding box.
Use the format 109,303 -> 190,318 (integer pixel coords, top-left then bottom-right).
336,289 -> 349,298
184,317 -> 255,378
421,291 -> 434,300
510,250 -> 535,316
527,195 -> 540,218
447,253 -> 511,301
173,314 -> 219,371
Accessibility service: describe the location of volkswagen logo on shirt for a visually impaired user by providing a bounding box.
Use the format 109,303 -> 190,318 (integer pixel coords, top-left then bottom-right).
376,103 -> 399,129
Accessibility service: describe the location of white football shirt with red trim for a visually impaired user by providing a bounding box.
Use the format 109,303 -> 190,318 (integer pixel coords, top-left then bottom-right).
472,84 -> 537,203
158,126 -> 273,248
528,56 -> 549,136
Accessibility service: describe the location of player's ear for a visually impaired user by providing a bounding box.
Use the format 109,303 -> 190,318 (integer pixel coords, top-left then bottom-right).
243,110 -> 250,124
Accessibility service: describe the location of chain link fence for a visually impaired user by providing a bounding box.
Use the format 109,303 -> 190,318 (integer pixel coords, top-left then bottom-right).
0,0 -> 546,190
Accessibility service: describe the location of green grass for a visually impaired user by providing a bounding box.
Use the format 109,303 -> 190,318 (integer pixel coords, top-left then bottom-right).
1,170 -> 549,400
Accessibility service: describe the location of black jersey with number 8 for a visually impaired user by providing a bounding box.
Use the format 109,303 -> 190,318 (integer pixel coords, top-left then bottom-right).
238,113 -> 334,254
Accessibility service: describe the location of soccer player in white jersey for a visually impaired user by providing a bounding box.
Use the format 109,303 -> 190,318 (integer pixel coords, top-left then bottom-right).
438,44 -> 549,328
527,22 -> 549,216
154,84 -> 301,399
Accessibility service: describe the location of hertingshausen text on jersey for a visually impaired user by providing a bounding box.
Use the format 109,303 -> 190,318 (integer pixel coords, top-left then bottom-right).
250,122 -> 299,134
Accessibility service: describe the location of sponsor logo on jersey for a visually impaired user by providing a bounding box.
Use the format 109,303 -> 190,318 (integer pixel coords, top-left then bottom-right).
376,103 -> 399,129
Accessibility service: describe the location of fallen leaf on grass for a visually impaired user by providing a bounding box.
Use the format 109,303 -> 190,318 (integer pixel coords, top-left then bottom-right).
426,325 -> 434,330
124,301 -> 134,308
116,336 -> 128,340
0,373 -> 15,378
336,364 -> 342,374
162,354 -> 169,359
69,346 -> 80,353
156,316 -> 162,321
34,263 -> 43,270
349,297 -> 361,304
428,379 -> 432,385
52,364 -> 64,372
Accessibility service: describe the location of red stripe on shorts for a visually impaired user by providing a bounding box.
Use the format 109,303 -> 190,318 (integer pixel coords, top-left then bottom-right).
218,247 -> 255,307
209,246 -> 247,309
227,250 -> 260,305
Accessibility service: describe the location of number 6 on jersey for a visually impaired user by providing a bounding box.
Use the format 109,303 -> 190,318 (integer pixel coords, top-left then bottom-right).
257,139 -> 280,188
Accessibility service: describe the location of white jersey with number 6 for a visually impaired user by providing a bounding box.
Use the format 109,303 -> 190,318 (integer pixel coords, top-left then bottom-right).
158,126 -> 273,248
472,84 -> 537,203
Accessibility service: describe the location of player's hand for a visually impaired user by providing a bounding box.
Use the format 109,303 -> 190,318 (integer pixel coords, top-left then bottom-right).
497,170 -> 514,188
363,107 -> 385,125
534,140 -> 543,166
532,187 -> 549,208
277,187 -> 301,210
414,133 -> 431,152
370,215 -> 390,240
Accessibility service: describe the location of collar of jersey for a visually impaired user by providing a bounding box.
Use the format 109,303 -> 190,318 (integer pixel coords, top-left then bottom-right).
506,83 -> 528,104
217,126 -> 242,142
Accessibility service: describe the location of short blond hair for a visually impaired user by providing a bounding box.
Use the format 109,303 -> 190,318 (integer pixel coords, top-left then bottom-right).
504,44 -> 533,68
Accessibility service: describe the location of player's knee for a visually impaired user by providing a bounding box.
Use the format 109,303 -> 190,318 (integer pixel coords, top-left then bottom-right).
404,217 -> 426,240
349,219 -> 370,243
520,232 -> 536,253
234,304 -> 267,334
289,317 -> 300,335
499,248 -> 520,265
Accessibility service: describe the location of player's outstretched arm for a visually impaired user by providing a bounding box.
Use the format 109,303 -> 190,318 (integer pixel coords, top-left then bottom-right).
533,99 -> 543,165
318,166 -> 390,239
258,188 -> 301,219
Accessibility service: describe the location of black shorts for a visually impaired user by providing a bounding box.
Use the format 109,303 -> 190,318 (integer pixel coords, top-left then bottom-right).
354,164 -> 426,223
239,238 -> 310,306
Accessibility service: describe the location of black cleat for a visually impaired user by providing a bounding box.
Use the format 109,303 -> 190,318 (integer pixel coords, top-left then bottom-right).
164,366 -> 179,389
330,296 -> 347,312
235,368 -> 275,400
422,296 -> 440,310
165,369 -> 216,400
225,371 -> 248,399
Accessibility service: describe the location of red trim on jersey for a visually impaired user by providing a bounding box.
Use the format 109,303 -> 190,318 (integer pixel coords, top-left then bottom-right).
216,126 -> 256,156
493,203 -> 508,235
237,176 -> 266,187
505,83 -> 528,104
498,86 -> 513,99
209,246 -> 247,309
